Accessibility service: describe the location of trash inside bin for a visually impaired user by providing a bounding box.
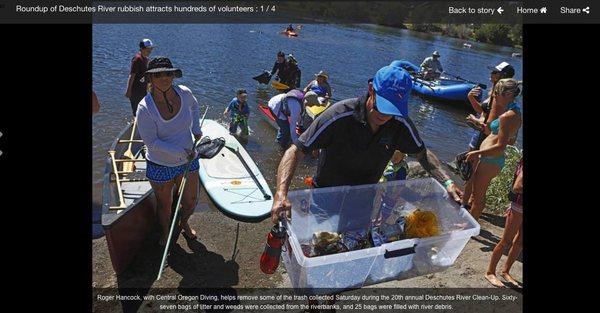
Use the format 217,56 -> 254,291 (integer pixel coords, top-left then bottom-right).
281,178 -> 480,294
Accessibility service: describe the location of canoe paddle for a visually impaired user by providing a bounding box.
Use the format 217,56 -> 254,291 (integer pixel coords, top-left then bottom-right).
156,106 -> 209,281
224,139 -> 272,200
441,72 -> 487,89
122,118 -> 137,172
252,70 -> 272,84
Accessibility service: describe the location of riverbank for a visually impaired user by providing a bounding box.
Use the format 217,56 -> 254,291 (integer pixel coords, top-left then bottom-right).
403,24 -> 522,48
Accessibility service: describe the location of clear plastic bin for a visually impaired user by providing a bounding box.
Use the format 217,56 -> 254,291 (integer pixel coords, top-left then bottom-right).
281,178 -> 480,294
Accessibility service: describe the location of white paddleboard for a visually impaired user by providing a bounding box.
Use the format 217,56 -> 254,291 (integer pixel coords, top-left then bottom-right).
198,120 -> 273,222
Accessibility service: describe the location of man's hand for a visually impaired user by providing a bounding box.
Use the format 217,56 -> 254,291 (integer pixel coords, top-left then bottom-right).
447,183 -> 463,203
271,191 -> 292,224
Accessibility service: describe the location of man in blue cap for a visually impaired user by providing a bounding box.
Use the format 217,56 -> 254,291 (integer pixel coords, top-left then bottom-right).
270,63 -> 463,223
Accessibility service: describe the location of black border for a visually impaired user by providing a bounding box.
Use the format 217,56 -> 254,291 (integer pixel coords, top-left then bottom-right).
2,19 -> 595,313
0,24 -> 91,310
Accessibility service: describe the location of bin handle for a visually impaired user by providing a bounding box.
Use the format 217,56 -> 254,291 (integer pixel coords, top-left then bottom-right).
384,244 -> 417,259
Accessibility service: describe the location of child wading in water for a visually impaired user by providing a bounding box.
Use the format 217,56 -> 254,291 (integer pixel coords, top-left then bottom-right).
224,89 -> 250,136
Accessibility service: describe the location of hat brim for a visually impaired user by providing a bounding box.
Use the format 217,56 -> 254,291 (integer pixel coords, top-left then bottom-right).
374,92 -> 408,117
145,68 -> 182,78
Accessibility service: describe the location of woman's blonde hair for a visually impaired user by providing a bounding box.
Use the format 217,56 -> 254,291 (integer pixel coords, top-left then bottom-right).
494,78 -> 522,97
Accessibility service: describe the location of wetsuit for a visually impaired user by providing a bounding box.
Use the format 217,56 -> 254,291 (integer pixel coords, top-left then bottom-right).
287,62 -> 301,89
271,61 -> 294,88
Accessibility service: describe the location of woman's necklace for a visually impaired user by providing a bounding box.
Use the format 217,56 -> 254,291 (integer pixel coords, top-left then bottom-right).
154,86 -> 174,113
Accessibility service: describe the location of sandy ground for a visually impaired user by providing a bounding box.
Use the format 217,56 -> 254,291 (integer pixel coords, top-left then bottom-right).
93,201 -> 521,312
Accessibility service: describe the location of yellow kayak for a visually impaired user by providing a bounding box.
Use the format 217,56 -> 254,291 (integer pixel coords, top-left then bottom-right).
305,101 -> 331,119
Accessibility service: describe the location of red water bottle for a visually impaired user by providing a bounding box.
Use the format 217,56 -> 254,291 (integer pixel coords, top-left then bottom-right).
260,221 -> 286,274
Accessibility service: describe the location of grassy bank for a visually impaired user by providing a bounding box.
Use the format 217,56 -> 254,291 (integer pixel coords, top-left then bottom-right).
405,24 -> 522,47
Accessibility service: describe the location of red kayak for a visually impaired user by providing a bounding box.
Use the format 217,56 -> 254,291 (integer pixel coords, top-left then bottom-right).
258,104 -> 279,129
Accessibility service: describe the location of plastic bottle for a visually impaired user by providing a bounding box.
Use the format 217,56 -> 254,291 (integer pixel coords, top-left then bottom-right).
259,221 -> 286,274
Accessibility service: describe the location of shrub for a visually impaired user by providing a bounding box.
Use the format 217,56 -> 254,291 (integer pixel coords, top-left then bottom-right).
484,146 -> 522,214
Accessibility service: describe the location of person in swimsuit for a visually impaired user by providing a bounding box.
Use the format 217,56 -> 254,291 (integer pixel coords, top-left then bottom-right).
485,157 -> 523,288
466,62 -> 515,151
462,78 -> 522,220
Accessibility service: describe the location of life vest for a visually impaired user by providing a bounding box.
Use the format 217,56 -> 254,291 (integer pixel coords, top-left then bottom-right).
279,89 -> 304,117
309,82 -> 328,97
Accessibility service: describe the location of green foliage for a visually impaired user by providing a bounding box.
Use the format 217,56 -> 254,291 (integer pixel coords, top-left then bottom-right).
407,24 -> 442,33
441,24 -> 473,39
509,24 -> 523,47
484,146 -> 522,214
473,24 -> 514,46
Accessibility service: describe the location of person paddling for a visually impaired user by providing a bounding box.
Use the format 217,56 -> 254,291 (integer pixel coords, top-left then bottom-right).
303,70 -> 332,102
420,51 -> 443,80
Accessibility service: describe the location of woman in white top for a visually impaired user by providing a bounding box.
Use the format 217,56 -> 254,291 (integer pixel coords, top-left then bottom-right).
136,57 -> 203,246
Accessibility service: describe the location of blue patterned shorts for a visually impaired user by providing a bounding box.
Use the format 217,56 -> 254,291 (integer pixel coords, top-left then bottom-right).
146,158 -> 200,183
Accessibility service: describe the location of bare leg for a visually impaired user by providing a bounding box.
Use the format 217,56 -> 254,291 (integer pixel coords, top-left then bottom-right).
485,207 -> 521,287
150,180 -> 175,246
461,160 -> 480,208
469,161 -> 500,220
502,220 -> 523,287
178,171 -> 200,238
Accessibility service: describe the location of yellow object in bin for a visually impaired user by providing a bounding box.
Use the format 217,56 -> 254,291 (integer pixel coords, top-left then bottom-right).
404,209 -> 440,238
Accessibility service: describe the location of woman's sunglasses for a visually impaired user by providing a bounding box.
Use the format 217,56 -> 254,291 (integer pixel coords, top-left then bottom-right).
152,72 -> 174,78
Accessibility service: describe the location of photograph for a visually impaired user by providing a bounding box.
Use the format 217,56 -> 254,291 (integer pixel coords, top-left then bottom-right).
92,21 -> 523,312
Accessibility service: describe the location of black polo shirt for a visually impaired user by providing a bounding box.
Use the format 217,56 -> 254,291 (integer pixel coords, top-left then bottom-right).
295,93 -> 426,188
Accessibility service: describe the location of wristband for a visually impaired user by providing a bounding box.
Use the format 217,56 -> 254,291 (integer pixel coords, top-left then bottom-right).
444,179 -> 454,188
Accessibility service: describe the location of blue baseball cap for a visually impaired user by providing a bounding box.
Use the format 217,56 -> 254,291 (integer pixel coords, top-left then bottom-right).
372,65 -> 413,117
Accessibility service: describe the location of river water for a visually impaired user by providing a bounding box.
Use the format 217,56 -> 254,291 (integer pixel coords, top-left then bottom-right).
92,24 -> 523,234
